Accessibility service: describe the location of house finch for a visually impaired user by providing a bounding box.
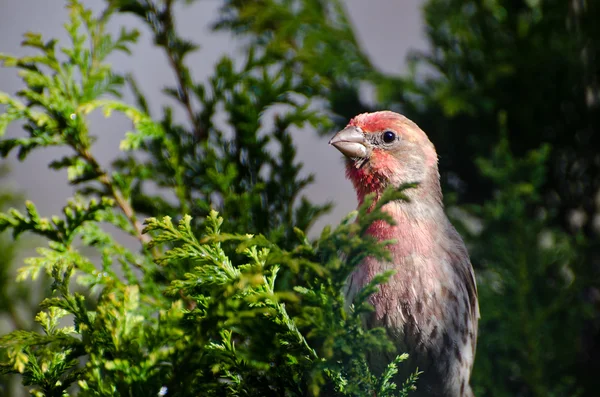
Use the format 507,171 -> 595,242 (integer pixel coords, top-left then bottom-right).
329,111 -> 479,397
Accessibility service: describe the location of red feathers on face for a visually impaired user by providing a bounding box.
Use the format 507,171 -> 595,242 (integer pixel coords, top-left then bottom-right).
348,111 -> 434,148
344,149 -> 398,204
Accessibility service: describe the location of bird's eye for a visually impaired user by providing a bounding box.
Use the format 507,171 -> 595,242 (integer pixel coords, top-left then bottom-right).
382,130 -> 396,143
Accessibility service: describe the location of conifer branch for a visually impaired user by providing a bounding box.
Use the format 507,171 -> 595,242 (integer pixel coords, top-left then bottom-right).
147,0 -> 204,141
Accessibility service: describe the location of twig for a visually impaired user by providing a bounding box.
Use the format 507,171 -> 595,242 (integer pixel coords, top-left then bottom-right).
78,148 -> 153,251
164,50 -> 204,141
152,0 -> 205,141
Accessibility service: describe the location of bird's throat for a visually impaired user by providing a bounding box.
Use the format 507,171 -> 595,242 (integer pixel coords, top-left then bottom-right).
346,162 -> 385,205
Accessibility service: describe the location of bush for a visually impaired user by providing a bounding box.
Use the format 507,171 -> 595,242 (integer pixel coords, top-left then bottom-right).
0,1 -> 417,396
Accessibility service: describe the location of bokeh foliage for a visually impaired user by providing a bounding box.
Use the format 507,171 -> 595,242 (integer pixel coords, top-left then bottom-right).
1,0 -> 599,396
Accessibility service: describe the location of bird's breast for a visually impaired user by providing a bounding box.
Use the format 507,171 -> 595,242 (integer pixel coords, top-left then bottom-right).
344,211 -> 464,353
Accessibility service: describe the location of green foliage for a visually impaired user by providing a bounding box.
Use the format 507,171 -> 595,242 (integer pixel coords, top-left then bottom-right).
213,0 -> 380,125
0,195 -> 418,396
2,0 -> 598,396
0,1 -> 418,396
0,167 -> 40,396
393,0 -> 600,231
107,0 -> 335,249
207,0 -> 600,395
462,117 -> 588,396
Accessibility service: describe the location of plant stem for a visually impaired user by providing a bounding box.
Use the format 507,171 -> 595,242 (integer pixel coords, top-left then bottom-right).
78,148 -> 152,251
152,0 -> 205,141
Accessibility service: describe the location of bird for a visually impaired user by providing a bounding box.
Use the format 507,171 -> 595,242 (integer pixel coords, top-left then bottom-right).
329,111 -> 479,397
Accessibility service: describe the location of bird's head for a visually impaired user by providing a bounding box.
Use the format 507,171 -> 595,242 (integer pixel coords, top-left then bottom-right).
329,111 -> 439,203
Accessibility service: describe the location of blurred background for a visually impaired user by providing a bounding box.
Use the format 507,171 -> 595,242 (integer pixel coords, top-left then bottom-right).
1,0 -> 599,396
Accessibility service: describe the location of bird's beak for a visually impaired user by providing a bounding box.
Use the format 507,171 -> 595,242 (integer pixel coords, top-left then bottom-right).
329,126 -> 367,158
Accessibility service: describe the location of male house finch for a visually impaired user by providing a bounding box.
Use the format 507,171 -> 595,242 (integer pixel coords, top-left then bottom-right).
329,111 -> 479,397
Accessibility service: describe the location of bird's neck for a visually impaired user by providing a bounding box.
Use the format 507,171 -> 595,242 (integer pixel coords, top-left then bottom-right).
356,169 -> 446,256
365,199 -> 445,254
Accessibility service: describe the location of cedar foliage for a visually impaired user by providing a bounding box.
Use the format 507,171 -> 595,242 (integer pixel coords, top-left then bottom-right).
0,1 -> 418,396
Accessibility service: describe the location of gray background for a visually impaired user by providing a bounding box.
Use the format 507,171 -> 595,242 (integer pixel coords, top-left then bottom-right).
0,0 -> 427,239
